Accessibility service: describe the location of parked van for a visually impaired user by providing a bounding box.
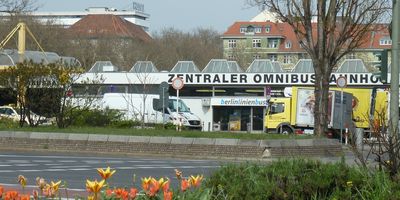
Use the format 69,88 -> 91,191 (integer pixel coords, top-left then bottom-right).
102,93 -> 202,130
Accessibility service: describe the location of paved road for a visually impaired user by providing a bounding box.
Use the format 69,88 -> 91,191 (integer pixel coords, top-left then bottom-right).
0,151 -> 233,193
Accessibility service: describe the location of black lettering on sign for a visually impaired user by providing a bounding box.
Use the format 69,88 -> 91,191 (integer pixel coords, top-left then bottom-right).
300,74 -> 308,83
222,74 -> 229,83
350,74 -> 357,83
370,74 -> 379,83
168,74 -> 174,82
330,75 -> 337,83
204,74 -> 211,83
311,74 -> 315,83
276,74 -> 283,83
213,75 -> 221,83
186,74 -> 193,83
254,74 -> 262,83
240,74 -> 247,83
264,74 -> 273,83
195,74 -> 202,83
291,74 -> 298,83
231,74 -> 238,83
360,74 -> 368,83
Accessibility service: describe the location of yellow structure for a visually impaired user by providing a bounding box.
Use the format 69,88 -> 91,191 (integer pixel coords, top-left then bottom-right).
265,87 -> 389,134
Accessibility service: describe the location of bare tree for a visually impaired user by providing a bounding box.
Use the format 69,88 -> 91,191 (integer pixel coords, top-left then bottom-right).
0,0 -> 37,13
124,68 -> 157,128
247,0 -> 390,135
350,108 -> 400,179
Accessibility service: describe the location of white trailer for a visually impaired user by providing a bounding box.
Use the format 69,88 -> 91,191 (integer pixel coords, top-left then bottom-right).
102,93 -> 202,130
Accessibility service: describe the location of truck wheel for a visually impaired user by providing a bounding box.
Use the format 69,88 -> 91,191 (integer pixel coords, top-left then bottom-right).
281,126 -> 293,135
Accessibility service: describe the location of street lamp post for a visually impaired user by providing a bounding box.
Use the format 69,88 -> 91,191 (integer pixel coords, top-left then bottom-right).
390,0 -> 399,135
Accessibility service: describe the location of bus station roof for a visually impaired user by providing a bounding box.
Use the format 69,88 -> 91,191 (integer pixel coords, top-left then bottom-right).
227,61 -> 243,72
129,61 -> 159,73
170,61 -> 200,73
336,59 -> 369,73
202,59 -> 241,73
291,59 -> 314,73
247,59 -> 282,73
88,61 -> 119,72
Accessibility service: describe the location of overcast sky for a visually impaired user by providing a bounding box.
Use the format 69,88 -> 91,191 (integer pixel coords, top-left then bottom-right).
35,0 -> 260,33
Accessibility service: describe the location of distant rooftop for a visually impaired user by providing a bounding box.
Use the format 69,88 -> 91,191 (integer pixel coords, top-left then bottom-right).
0,49 -> 81,67
68,14 -> 152,42
0,5 -> 150,31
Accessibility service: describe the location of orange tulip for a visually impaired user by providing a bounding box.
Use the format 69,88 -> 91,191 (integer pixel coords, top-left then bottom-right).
4,190 -> 19,200
97,167 -> 116,180
129,188 -> 138,199
141,177 -> 152,191
162,179 -> 170,193
147,178 -> 161,196
181,179 -> 190,192
164,190 -> 173,200
114,188 -> 129,200
105,189 -> 113,197
189,175 -> 203,187
20,194 -> 30,200
0,186 -> 3,198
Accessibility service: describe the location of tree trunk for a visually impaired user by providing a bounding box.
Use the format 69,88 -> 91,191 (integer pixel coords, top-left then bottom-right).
314,63 -> 331,136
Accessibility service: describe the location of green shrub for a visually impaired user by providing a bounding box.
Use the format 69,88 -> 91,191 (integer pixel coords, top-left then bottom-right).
0,117 -> 18,129
110,120 -> 140,128
154,122 -> 176,130
72,108 -> 123,127
206,159 -> 400,200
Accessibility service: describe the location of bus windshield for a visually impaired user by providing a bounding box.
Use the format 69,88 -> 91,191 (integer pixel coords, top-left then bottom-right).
168,99 -> 190,112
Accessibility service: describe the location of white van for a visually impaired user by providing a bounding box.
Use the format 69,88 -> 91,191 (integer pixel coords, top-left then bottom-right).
102,93 -> 202,130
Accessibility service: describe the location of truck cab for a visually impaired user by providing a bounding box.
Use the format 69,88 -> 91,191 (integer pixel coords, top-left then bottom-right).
265,98 -> 293,134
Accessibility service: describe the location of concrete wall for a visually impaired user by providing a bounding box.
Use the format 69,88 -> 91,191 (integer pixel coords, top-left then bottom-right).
0,131 -> 343,159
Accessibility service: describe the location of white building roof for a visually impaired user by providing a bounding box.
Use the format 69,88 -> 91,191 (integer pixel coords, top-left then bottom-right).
250,10 -> 281,22
0,7 -> 150,31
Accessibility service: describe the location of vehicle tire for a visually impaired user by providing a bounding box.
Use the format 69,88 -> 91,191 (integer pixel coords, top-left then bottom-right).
281,126 -> 293,135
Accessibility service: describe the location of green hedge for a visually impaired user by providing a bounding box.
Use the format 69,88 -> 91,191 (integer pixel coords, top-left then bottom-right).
205,159 -> 400,200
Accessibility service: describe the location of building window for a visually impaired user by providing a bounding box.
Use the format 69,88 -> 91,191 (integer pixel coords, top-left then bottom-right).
228,55 -> 235,60
285,41 -> 292,48
246,26 -> 255,33
283,55 -> 292,64
253,54 -> 261,60
240,27 -> 246,33
268,39 -> 278,48
253,39 -> 262,48
265,26 -> 271,33
255,27 -> 262,33
380,37 -> 392,45
228,39 -> 236,48
268,54 -> 277,62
